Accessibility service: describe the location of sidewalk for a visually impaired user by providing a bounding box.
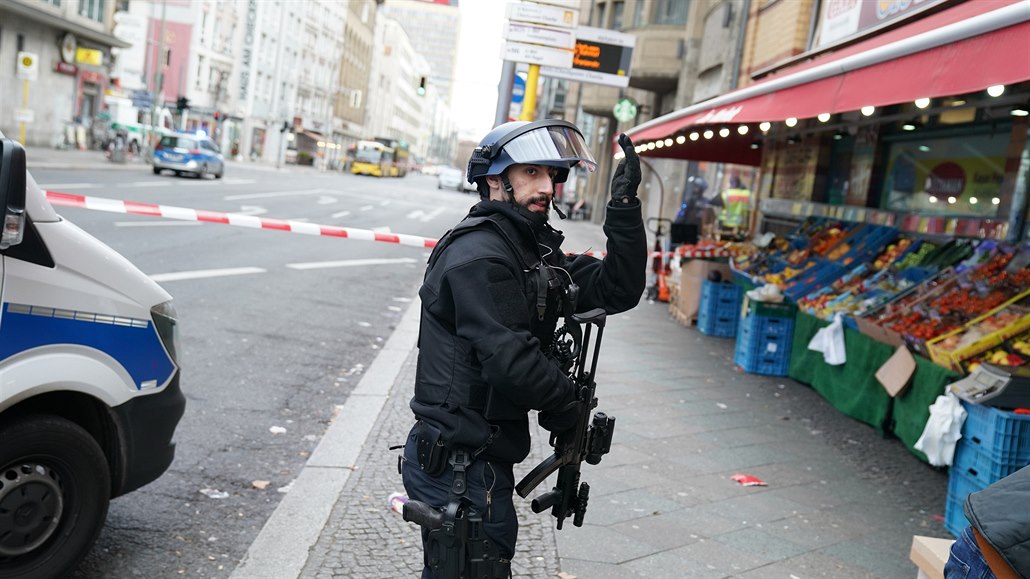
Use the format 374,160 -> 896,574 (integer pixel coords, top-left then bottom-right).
23,145 -> 291,173
231,220 -> 951,578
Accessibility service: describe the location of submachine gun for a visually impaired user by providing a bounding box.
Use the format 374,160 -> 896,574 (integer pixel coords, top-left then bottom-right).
516,306 -> 615,529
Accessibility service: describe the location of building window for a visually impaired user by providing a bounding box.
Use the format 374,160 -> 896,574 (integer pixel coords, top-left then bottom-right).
44,0 -> 62,6
654,0 -> 687,25
612,1 -> 625,29
633,0 -> 647,26
78,0 -> 105,22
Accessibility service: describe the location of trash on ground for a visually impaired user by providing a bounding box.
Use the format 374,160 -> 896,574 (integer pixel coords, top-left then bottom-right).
200,488 -> 230,499
269,425 -> 287,434
730,474 -> 767,487
252,480 -> 270,490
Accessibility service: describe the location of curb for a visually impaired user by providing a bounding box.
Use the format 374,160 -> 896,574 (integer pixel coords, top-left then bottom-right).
230,297 -> 421,578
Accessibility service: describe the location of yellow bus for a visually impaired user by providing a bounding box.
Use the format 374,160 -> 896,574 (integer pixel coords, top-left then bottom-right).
350,140 -> 395,177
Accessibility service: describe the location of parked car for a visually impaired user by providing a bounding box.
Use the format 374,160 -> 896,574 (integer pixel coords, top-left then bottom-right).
153,133 -> 225,179
437,167 -> 477,193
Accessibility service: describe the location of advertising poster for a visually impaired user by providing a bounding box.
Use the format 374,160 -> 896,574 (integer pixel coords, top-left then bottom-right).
847,125 -> 879,207
773,135 -> 819,200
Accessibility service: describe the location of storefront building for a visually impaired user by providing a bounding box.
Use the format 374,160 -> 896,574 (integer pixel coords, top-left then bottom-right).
0,0 -> 128,148
624,0 -> 1030,242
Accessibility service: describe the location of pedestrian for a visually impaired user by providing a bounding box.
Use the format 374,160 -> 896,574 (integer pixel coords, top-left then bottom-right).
944,464 -> 1030,579
400,119 -> 646,578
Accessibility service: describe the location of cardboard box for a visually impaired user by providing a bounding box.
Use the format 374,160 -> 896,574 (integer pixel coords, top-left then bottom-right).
909,535 -> 954,579
675,259 -> 732,323
876,345 -> 917,397
856,315 -> 907,348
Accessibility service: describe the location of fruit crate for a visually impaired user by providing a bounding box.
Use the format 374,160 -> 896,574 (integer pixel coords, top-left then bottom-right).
698,280 -> 742,338
951,438 -> 1030,489
960,401 -> 1030,464
735,314 -> 795,376
944,468 -> 986,537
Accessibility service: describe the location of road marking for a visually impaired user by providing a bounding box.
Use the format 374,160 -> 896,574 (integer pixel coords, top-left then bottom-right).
316,195 -> 337,205
125,180 -> 173,187
36,183 -> 98,189
224,188 -> 335,201
238,205 -> 268,216
359,205 -> 373,211
115,221 -> 203,227
149,266 -> 266,282
331,210 -> 351,219
285,257 -> 417,270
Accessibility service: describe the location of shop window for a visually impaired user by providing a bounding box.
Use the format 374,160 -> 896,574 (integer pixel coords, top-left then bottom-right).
654,0 -> 688,25
882,127 -> 1011,217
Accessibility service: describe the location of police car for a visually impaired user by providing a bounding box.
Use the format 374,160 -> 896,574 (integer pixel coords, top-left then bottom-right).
152,132 -> 225,179
0,134 -> 184,578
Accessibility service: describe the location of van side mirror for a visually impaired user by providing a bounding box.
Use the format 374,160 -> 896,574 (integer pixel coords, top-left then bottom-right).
0,139 -> 27,250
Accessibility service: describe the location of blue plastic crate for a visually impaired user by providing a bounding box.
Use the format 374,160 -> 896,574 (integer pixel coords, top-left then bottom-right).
735,322 -> 792,376
952,439 -> 1030,489
699,281 -> 742,338
960,402 -> 1030,464
740,311 -> 795,338
944,468 -> 987,537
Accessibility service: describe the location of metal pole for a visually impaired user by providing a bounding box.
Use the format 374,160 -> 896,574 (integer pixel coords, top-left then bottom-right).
519,64 -> 539,122
494,60 -> 516,128
149,0 -> 167,156
19,79 -> 29,144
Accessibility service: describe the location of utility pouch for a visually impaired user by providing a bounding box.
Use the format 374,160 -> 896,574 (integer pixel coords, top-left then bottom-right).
415,421 -> 449,477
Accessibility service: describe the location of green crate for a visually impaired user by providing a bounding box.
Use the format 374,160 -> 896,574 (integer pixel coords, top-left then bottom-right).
742,297 -> 796,318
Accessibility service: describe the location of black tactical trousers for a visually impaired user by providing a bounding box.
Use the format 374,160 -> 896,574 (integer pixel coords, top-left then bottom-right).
401,425 -> 517,578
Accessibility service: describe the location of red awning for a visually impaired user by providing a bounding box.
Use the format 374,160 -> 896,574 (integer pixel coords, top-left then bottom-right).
625,0 -> 1030,165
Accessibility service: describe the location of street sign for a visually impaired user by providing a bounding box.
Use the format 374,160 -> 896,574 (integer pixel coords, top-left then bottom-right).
14,109 -> 35,123
540,26 -> 636,88
613,98 -> 637,122
506,2 -> 578,29
16,51 -> 39,81
505,21 -> 576,50
76,47 -> 103,66
501,41 -> 573,69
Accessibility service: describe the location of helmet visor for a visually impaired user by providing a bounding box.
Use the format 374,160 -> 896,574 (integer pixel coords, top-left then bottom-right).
502,125 -> 597,172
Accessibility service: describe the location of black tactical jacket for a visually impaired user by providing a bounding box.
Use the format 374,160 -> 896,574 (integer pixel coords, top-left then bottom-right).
410,198 -> 646,463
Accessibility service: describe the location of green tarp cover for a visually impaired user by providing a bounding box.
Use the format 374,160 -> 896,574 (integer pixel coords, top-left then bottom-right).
789,312 -> 893,432
789,311 -> 959,462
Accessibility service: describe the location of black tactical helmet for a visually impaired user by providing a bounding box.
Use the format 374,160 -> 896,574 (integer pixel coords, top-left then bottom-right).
466,119 -> 597,197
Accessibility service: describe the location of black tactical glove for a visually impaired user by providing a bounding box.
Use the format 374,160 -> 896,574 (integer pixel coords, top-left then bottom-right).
538,401 -> 582,435
610,133 -> 641,205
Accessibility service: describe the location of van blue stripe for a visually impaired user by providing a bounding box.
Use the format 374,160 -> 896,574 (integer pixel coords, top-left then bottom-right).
0,302 -> 175,389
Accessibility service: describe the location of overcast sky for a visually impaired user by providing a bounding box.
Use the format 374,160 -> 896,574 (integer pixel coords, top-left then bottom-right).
453,0 -> 508,140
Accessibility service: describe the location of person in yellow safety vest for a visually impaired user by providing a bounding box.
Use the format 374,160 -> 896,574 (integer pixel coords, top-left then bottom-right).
717,176 -> 752,229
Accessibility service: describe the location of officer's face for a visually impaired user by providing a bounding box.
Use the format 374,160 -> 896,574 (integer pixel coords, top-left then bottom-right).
487,164 -> 558,214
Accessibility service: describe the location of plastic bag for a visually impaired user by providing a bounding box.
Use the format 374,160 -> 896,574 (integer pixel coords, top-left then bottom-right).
914,392 -> 967,467
808,313 -> 847,365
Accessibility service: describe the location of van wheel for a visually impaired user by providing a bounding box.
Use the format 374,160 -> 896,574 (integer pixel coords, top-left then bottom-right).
0,416 -> 111,579
152,167 -> 161,175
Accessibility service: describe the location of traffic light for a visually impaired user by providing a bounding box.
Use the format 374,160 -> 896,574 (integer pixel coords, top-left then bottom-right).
213,111 -> 222,122
176,96 -> 190,111
417,76 -> 427,97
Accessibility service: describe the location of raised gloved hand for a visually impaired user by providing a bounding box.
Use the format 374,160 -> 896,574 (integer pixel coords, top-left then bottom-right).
610,133 -> 641,205
538,401 -> 582,435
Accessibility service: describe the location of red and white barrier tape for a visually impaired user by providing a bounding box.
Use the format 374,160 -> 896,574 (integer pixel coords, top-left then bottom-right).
45,190 -> 438,249
44,190 -> 724,259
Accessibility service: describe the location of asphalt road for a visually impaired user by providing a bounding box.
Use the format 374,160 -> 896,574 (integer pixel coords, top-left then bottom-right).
29,163 -> 478,578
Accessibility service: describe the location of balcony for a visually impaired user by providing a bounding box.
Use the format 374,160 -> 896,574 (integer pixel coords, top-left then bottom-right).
578,83 -> 621,117
624,25 -> 683,94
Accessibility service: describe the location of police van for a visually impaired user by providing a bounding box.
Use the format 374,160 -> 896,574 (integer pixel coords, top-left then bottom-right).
0,136 -> 184,578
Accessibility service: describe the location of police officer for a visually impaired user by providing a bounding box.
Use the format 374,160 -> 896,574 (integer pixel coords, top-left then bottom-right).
401,119 -> 646,578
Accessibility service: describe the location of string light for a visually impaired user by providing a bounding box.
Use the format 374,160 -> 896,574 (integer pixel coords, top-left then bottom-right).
703,129 -> 714,139
689,132 -> 699,141
759,122 -> 771,132
987,85 -> 1005,97
718,127 -> 730,138
664,138 -> 673,147
785,117 -> 798,127
915,97 -> 930,109
737,125 -> 749,135
675,135 -> 686,144
817,113 -> 830,122
861,106 -> 875,116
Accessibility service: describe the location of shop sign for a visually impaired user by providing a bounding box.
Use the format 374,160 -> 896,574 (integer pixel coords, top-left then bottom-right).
54,61 -> 78,75
813,0 -> 948,49
76,47 -> 103,66
613,97 -> 637,122
540,26 -> 635,88
60,33 -> 78,64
